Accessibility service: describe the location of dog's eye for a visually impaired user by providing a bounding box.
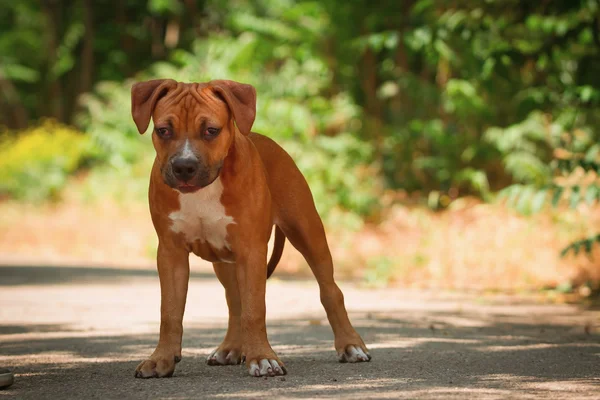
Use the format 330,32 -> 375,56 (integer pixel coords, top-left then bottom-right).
204,127 -> 220,139
155,127 -> 172,139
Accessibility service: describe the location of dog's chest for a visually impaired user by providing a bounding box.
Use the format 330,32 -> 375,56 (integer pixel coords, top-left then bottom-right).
168,178 -> 235,262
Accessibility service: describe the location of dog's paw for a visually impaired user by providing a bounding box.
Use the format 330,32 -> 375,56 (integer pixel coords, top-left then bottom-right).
134,354 -> 181,378
247,358 -> 287,377
338,344 -> 371,363
206,346 -> 242,366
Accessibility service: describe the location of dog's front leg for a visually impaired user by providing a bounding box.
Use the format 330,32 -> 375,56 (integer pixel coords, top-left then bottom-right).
135,241 -> 189,378
236,250 -> 286,377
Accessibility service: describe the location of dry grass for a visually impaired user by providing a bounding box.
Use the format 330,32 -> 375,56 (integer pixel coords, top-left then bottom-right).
1,191 -> 599,292
328,198 -> 600,291
0,198 -> 156,269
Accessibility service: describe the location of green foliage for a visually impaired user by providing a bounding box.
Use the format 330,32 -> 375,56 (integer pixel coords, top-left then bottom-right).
350,0 -> 600,197
75,154 -> 155,205
561,235 -> 600,257
498,115 -> 600,255
0,120 -> 92,201
4,0 -> 600,222
148,0 -> 183,15
485,112 -> 561,186
364,256 -> 397,288
286,134 -> 379,219
77,80 -> 152,168
0,0 -> 210,127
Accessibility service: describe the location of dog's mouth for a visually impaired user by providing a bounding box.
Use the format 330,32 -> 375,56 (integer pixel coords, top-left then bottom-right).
176,183 -> 201,193
171,165 -> 222,194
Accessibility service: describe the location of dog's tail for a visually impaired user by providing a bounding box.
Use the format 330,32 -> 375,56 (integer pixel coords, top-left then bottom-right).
266,226 -> 285,279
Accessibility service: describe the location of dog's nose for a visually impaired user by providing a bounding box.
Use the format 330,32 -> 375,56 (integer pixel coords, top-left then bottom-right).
172,158 -> 199,182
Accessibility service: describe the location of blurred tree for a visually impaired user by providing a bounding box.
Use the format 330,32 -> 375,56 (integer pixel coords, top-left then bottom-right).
1,0 -> 600,203
310,0 -> 600,197
0,0 -> 210,129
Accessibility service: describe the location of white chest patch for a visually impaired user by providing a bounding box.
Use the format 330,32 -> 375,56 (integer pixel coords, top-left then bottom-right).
168,177 -> 235,251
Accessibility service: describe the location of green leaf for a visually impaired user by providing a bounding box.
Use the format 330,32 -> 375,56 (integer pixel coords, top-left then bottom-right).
562,235 -> 600,258
584,239 -> 593,255
50,23 -> 84,79
557,159 -> 570,174
556,281 -> 573,293
516,185 -> 535,214
569,186 -> 581,209
148,0 -> 183,15
502,184 -> 522,208
530,189 -> 547,213
573,242 -> 581,255
584,144 -> 600,162
585,185 -> 598,205
0,63 -> 39,83
551,186 -> 564,207
579,86 -> 595,102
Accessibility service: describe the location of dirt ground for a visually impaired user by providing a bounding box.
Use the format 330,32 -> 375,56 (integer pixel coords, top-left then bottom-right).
0,265 -> 598,399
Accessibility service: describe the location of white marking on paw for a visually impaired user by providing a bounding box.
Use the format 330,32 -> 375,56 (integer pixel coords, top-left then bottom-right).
207,348 -> 241,365
338,345 -> 371,363
259,359 -> 272,376
168,177 -> 235,252
270,360 -> 284,375
248,359 -> 286,377
249,360 -> 260,377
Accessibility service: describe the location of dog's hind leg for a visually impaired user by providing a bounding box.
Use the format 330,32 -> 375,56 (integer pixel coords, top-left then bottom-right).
251,132 -> 370,362
278,201 -> 371,363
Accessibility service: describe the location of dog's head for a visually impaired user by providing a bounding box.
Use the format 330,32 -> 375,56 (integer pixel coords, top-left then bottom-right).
131,79 -> 256,193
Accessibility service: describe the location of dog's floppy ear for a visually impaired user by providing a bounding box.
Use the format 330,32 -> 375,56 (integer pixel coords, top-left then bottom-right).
131,79 -> 177,134
210,80 -> 257,135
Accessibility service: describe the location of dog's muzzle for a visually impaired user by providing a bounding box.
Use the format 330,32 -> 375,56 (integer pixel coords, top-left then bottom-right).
172,157 -> 199,182
163,155 -> 222,193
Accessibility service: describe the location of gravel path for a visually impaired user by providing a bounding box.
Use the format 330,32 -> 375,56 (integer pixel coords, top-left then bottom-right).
0,265 -> 598,399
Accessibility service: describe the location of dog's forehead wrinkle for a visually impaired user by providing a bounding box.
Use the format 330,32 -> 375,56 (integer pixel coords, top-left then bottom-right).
154,113 -> 180,128
171,91 -> 220,115
192,85 -> 225,107
183,94 -> 193,133
159,90 -> 220,133
169,89 -> 188,106
169,92 -> 227,131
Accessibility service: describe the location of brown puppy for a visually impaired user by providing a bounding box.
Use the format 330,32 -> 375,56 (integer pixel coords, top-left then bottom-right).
131,79 -> 370,378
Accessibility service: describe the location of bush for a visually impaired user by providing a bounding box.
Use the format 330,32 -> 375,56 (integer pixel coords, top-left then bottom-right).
0,120 -> 92,201
77,80 -> 153,168
285,133 -> 380,221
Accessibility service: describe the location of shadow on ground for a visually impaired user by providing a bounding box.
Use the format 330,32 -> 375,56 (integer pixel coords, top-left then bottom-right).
0,265 -> 213,286
2,313 -> 599,399
0,266 -> 599,399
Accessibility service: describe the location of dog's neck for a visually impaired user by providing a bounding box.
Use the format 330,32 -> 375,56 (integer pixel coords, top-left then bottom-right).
220,126 -> 252,182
